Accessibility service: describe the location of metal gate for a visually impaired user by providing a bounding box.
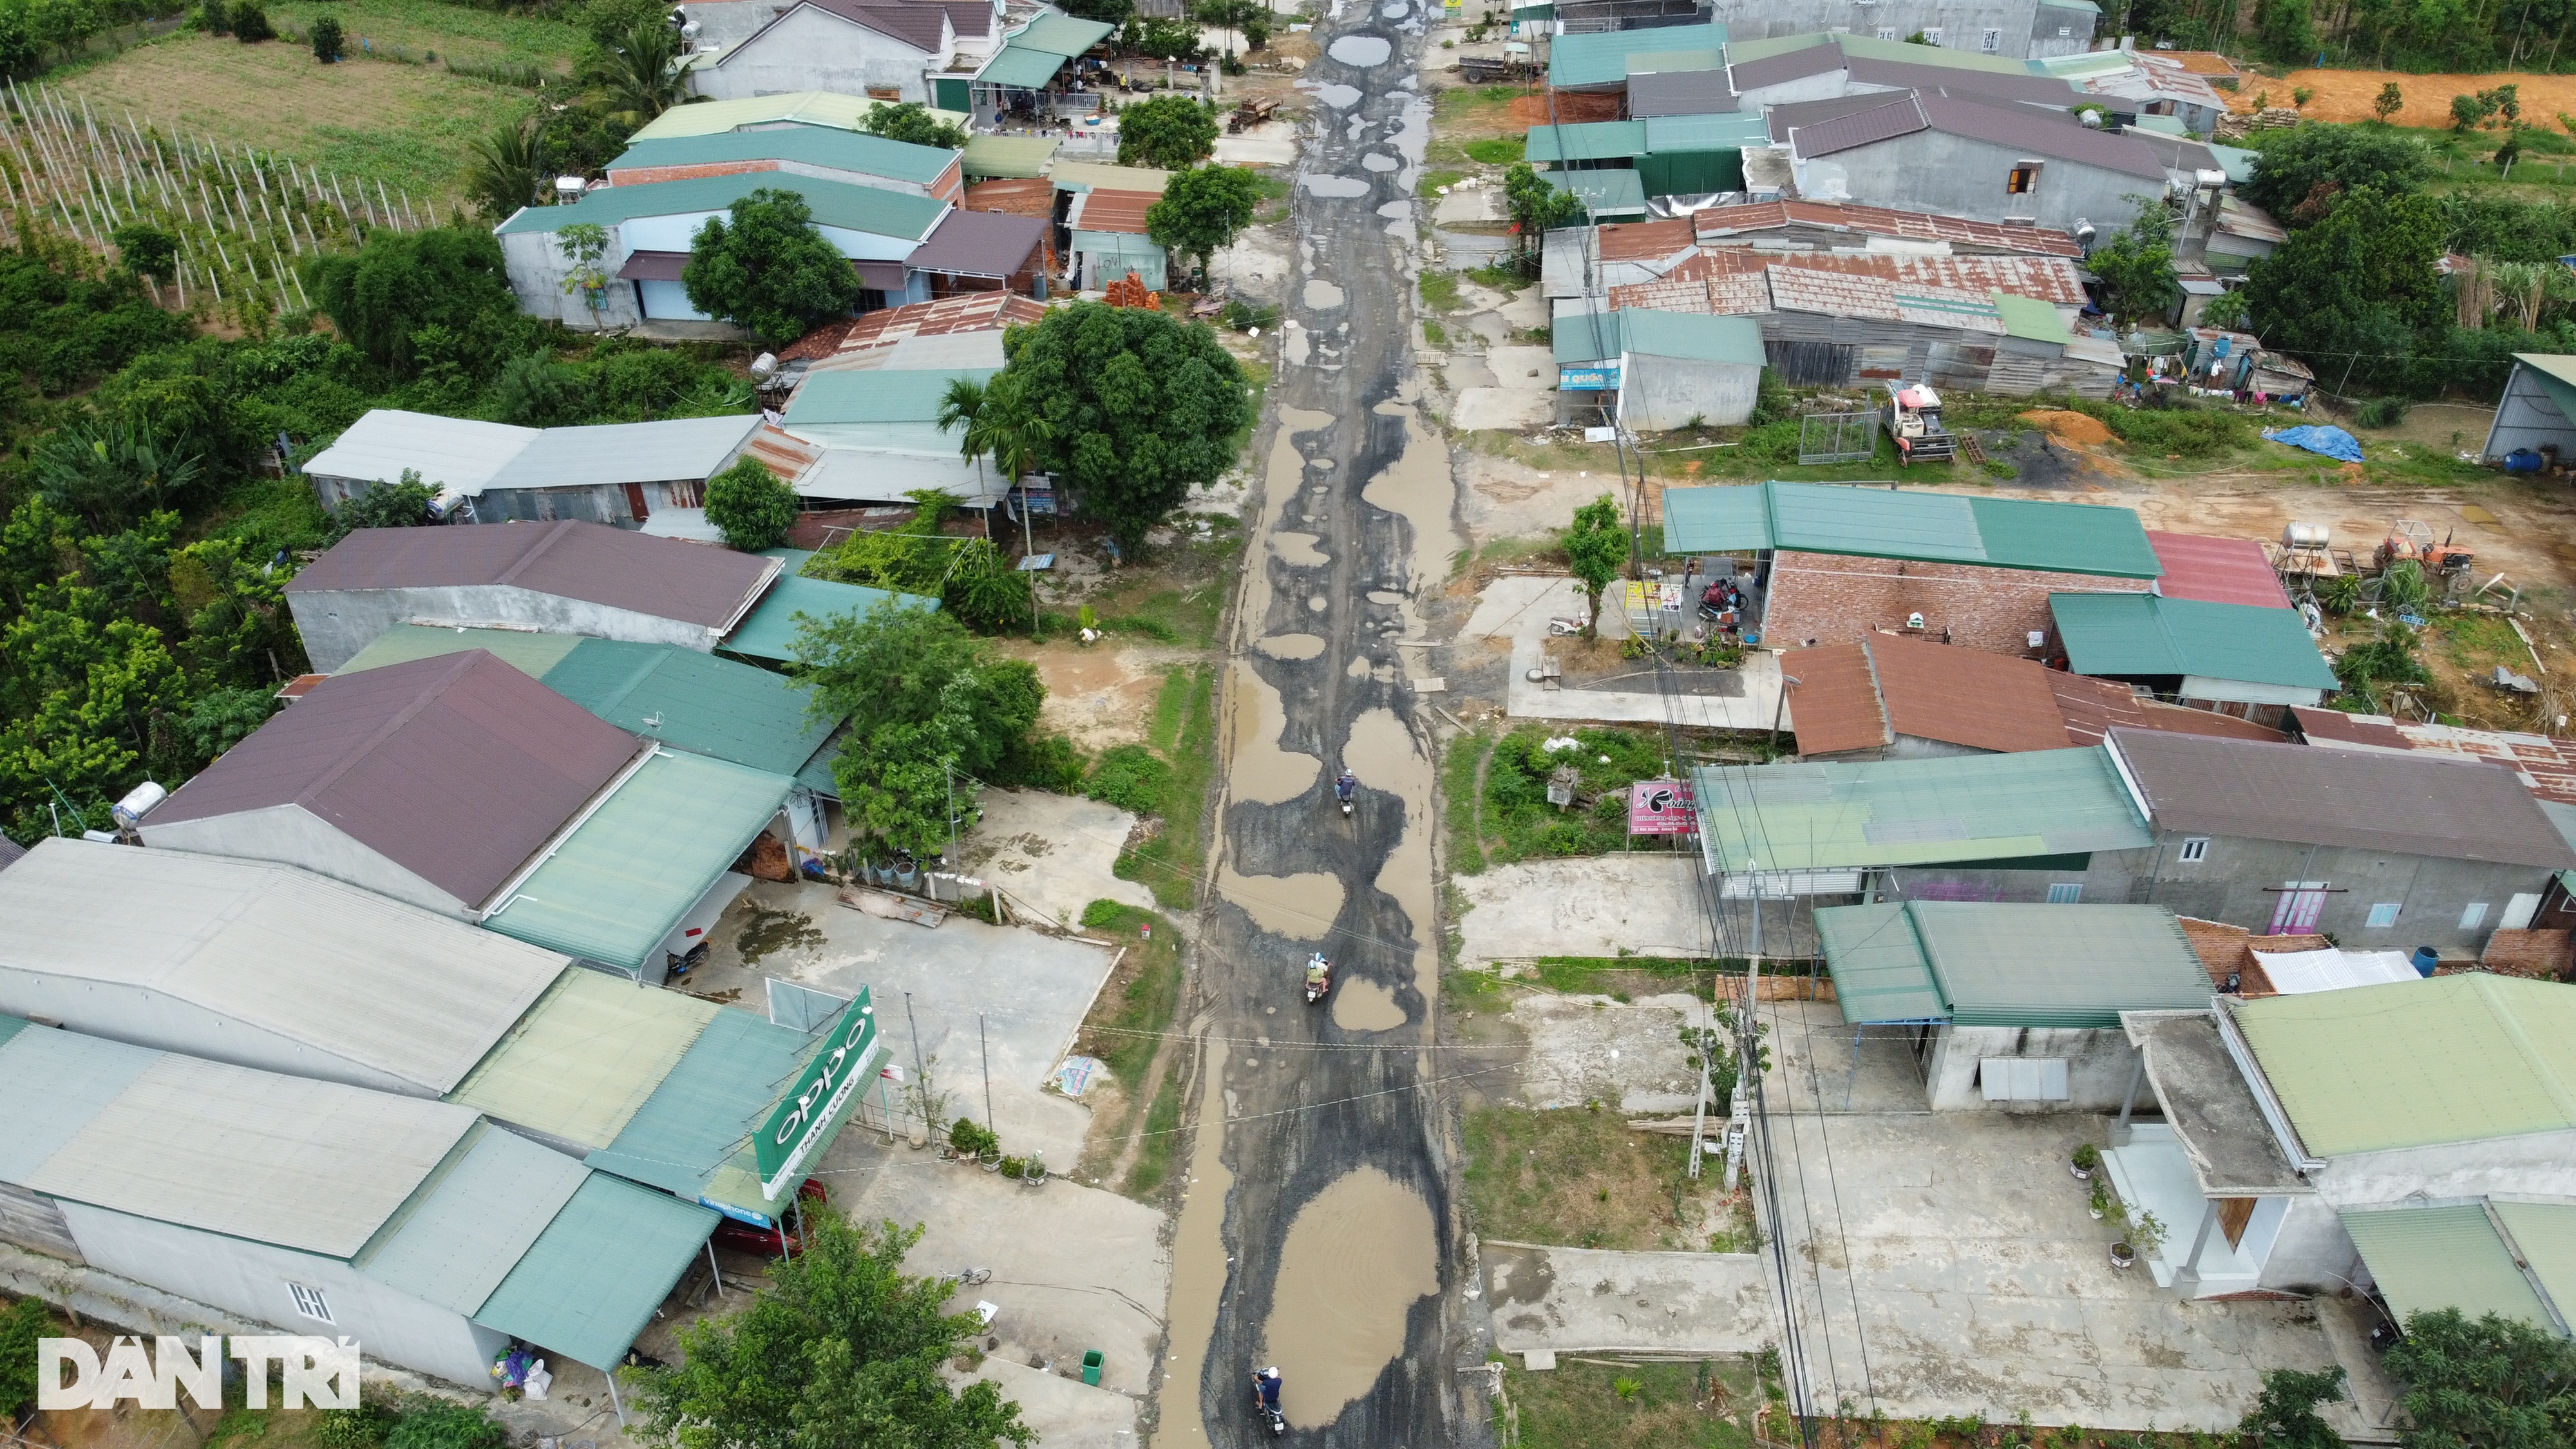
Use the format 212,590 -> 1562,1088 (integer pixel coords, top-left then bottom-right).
1765,339 -> 1855,386
1798,410 -> 1880,464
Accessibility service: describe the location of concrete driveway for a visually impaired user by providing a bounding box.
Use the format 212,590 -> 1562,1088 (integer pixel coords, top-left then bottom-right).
1453,855 -> 1716,968
1484,1242 -> 1774,1358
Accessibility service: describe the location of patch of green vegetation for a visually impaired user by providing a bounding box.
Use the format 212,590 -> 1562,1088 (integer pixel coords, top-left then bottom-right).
1504,1358 -> 1757,1449
1463,136 -> 1524,165
1419,270 -> 1463,312
1464,1104 -> 1716,1251
1465,260 -> 1528,294
1113,663 -> 1217,908
1124,1070 -> 1184,1195
1443,724 -> 1491,875
1419,167 -> 1466,194
1482,724 -> 1672,865
737,905 -> 826,967
1075,900 -> 1186,1090
1423,318 -> 1449,349
2067,397 -> 2257,459
1527,956 -> 1734,996
2432,611 -> 2526,668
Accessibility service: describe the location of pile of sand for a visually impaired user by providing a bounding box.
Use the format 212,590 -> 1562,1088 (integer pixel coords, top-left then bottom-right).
2019,409 -> 2116,447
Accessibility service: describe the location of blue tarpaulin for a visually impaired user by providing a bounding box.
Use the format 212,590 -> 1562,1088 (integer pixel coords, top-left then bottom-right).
2262,425 -> 2363,462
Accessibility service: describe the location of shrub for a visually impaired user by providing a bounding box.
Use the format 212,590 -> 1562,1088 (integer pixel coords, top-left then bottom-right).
994,731 -> 1084,793
383,1402 -> 506,1449
703,455 -> 799,551
194,0 -> 230,33
231,2 -> 274,41
310,13 -> 343,60
1086,743 -> 1171,815
949,1116 -> 999,1157
2355,395 -> 2412,428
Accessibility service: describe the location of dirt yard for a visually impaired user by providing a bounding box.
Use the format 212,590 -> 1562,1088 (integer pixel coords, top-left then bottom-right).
2231,65 -> 2576,126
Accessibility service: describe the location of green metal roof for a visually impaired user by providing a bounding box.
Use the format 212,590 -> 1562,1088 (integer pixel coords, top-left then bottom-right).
1009,12 -> 1117,54
472,1173 -> 718,1369
0,1014 -> 26,1051
356,1122 -> 588,1315
587,1006 -> 847,1220
1544,169 -> 1647,216
963,134 -> 1061,179
2342,1204 -> 2562,1334
1724,33 -> 1828,61
2202,140 -> 2260,185
1814,904 -> 1949,1023
2050,592 -> 2339,691
1617,309 -> 1766,366
446,967 -> 717,1150
629,93 -> 965,142
496,171 -> 947,242
544,638 -> 836,777
2236,975 -> 2576,1157
981,44 -> 1070,88
1991,291 -> 2072,345
609,129 -> 956,185
1050,160 -> 1174,194
1549,22 -> 1726,88
784,366 -> 999,426
721,573 -> 939,665
2497,1200 -> 2576,1330
1643,112 -> 1772,152
1526,120 -> 1649,164
1628,46 -> 1723,75
482,750 -> 791,973
1815,902 -> 2208,1027
1663,480 -> 2163,578
1554,309 -> 1622,366
1691,746 -> 2152,873
339,624 -> 585,678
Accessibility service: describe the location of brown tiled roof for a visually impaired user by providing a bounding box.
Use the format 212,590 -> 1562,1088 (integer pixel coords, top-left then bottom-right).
2148,531 -> 2291,609
1781,642 -> 1888,756
1070,187 -> 1157,234
1777,92 -> 1927,154
1866,633 -> 2072,753
967,176 -> 1057,218
1693,198 -> 2083,257
146,652 -> 642,908
1596,216 -> 1696,263
2052,673 -> 2285,748
287,520 -> 779,631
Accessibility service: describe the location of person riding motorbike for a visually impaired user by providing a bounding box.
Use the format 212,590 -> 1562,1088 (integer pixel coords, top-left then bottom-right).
1252,1367 -> 1285,1433
1305,954 -> 1332,998
1334,770 -> 1357,814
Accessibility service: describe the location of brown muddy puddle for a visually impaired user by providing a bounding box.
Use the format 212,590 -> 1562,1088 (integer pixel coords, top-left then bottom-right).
1258,1165 -> 1440,1428
1273,531 -> 1331,567
1330,978 -> 1406,1032
1343,708 -> 1439,1002
1255,634 -> 1327,660
1225,666 -> 1318,806
1363,401 -> 1462,596
1215,865 -> 1345,942
1156,1039 -> 1232,1449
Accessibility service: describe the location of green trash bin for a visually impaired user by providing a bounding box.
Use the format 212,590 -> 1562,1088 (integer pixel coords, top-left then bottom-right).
1081,1350 -> 1104,1387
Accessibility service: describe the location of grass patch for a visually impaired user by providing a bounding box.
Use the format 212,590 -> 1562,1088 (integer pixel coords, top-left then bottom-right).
1526,956 -> 1734,998
1463,135 -> 1524,165
1464,1104 -> 1718,1251
2434,611 -> 2526,668
1504,1357 -> 1758,1449
2067,397 -> 2258,459
1443,724 -> 1492,875
1466,260 -> 1530,293
1420,167 -> 1466,193
1482,724 -> 1672,866
1114,663 -> 1217,909
1420,270 -> 1464,312
1124,1069 -> 1184,1195
1075,900 -> 1187,1092
1424,318 -> 1449,348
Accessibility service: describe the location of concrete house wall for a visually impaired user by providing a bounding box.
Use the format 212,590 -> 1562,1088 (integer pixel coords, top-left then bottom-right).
1758,551 -> 2150,654
504,207 -> 928,325
138,806 -> 475,920
289,583 -> 728,672
1707,0 -> 2096,55
2257,1127 -> 2576,1293
1618,353 -> 1762,429
692,6 -> 945,104
0,970 -> 426,1097
1796,128 -> 2154,233
1922,1024 -> 2141,1112
58,1200 -> 509,1388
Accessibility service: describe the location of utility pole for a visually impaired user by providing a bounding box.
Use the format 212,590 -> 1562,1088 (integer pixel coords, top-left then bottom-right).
904,991 -> 928,1139
981,1014 -> 995,1133
945,759 -> 960,866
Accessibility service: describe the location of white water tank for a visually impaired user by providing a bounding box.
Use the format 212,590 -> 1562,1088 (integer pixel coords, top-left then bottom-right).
112,781 -> 166,829
554,176 -> 588,200
2282,521 -> 2329,550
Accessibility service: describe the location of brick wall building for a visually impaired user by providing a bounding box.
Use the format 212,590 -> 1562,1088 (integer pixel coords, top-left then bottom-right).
1759,550 -> 2152,654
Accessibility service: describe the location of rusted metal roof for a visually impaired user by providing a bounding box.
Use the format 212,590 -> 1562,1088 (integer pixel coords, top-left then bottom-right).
1615,247 -> 2081,316
2396,723 -> 2576,806
1068,187 -> 1157,234
1781,642 -> 1889,756
2052,672 -> 2284,748
1594,216 -> 1696,263
741,423 -> 822,486
2148,530 -> 2292,609
1694,198 -> 2083,257
966,176 -> 1057,218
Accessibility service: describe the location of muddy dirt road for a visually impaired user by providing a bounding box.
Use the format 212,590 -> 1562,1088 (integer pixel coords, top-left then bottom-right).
1157,5 -> 1468,1448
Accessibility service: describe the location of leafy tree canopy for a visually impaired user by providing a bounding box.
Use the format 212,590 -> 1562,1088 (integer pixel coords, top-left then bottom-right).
997,301 -> 1251,552
1117,93 -> 1218,170
2085,200 -> 2182,327
2252,0 -> 2315,63
110,223 -> 176,281
0,1297 -> 46,1421
2240,124 -> 2431,220
1146,164 -> 1261,278
334,469 -> 442,536
1562,493 -> 1625,632
683,187 -> 859,346
2239,1365 -> 2347,1449
704,455 -> 800,551
304,226 -> 523,376
863,101 -> 968,151
2382,1309 -> 2576,1449
2246,185 -> 2445,390
1503,163 -> 1585,262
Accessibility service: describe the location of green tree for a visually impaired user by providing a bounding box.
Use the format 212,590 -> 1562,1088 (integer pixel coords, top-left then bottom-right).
32,415 -> 207,533
937,374 -> 996,502
940,536 -> 1033,632
179,685 -> 279,764
2253,0 -> 2314,62
2239,1366 -> 2347,1449
2452,91 -> 2494,134
310,12 -> 341,60
2374,82 -> 2404,121
1146,164 -> 1260,280
466,117 -> 543,222
2240,125 -> 2431,218
1562,493 -> 1624,634
704,455 -> 800,551
862,100 -> 968,151
169,536 -> 306,685
2246,186 -> 2445,390
1117,93 -> 1218,169
1059,0 -> 1132,23
1503,162 -> 1585,266
683,187 -> 859,346
0,587 -> 191,843
230,1 -> 272,41
194,0 -> 228,33
2382,1309 -> 2576,1449
630,1216 -> 1031,1449
2198,289 -> 2249,330
304,226 -> 522,375
111,223 -> 177,281
381,1402 -> 507,1449
793,602 -> 1046,856
588,15 -> 689,125
1120,15 -> 1201,62
328,471 -> 442,535
2085,200 -> 2182,327
997,301 -> 1251,553
0,1296 -> 46,1422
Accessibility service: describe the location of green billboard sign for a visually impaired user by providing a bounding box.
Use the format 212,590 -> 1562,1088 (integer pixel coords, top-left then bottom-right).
755,987 -> 878,1198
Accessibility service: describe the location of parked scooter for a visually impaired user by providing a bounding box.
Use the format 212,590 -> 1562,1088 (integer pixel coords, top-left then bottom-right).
1303,953 -> 1333,1005
1334,770 -> 1357,818
1251,1367 -> 1285,1435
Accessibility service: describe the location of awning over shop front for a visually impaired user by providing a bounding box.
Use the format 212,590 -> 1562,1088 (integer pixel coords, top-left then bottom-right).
472,1174 -> 719,1369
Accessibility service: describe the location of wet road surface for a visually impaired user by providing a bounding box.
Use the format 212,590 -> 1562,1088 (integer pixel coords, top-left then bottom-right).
1157,1 -> 1467,1444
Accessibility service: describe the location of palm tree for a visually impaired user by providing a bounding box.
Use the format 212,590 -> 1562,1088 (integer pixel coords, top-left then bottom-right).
591,19 -> 692,127
936,375 -> 994,536
464,115 -> 544,222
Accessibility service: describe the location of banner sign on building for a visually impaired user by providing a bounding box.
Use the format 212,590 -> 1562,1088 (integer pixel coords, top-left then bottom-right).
1629,777 -> 1696,835
1560,363 -> 1620,391
756,987 -> 878,1197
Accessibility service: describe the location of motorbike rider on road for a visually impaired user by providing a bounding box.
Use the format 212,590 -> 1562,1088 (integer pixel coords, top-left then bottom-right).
1305,954 -> 1331,992
1334,770 -> 1358,806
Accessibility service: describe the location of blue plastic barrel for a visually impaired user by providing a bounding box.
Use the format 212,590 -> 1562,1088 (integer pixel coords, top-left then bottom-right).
2410,946 -> 2439,978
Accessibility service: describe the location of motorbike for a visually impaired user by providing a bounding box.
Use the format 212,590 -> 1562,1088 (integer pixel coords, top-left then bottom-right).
1251,1368 -> 1285,1435
1303,953 -> 1333,1005
1334,771 -> 1357,818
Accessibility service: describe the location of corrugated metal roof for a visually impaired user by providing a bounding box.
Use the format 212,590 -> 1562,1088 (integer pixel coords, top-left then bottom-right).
482,750 -> 792,972
1779,641 -> 1888,755
1785,93 -> 1929,158
1694,198 -> 2083,256
1629,69 -> 1737,118
2495,1200 -> 2576,1321
785,366 -> 998,425
963,134 -> 1061,179
1618,308 -> 1765,365
1009,12 -> 1115,54
144,652 -> 645,911
1814,903 -> 1946,1022
587,1007 -> 815,1205
2395,722 -> 2576,806
1918,92 -> 2169,178
1830,32 -> 2050,73
0,1021 -> 159,1180
1553,308 -> 1622,366
1727,35 -> 1841,90
1050,160 -> 1173,193
0,838 -> 567,1094
446,967 -> 716,1150
2234,974 -> 2576,1155
483,417 -> 761,495
27,1053 -> 476,1258
607,128 -> 956,185
1991,291 -> 2071,344
1906,902 -> 2211,1027
911,207 -> 1048,278
630,93 -> 938,142
545,638 -> 834,775
339,623 -> 588,677
722,571 -> 940,663
1868,633 -> 2076,753
2053,672 -> 2285,748
472,1174 -> 717,1369
497,171 -> 947,242
981,44 -> 1069,88
2343,1205 -> 2555,1330
2052,592 -> 2338,692
287,520 -> 782,632
1662,481 -> 2162,577
2289,706 -> 2410,750
355,1122 -> 588,1314
1643,112 -> 1772,152
1543,169 -> 1649,216
1549,22 -> 1727,88
302,410 -> 536,493
1846,53 -> 2081,106
1692,745 -> 2151,873
1526,120 -> 1649,163
2114,728 -> 2576,867
2148,531 -> 2291,609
